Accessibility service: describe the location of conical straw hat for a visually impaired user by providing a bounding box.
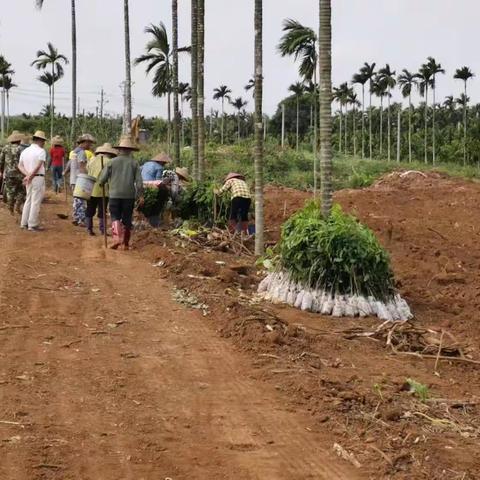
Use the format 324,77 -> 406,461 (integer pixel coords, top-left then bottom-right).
114,135 -> 139,151
225,172 -> 245,182
152,152 -> 172,164
32,130 -> 47,141
7,132 -> 23,143
95,143 -> 118,156
175,167 -> 190,181
51,135 -> 64,146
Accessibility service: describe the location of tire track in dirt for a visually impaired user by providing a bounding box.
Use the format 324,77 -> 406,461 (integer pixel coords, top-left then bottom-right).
0,203 -> 360,480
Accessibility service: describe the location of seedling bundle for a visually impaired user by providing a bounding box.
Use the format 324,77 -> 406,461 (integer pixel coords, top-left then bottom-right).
258,203 -> 412,321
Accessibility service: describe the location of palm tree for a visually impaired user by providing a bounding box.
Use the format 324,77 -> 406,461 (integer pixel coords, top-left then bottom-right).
37,70 -> 60,134
36,0 -> 77,140
319,0 -> 332,217
348,89 -> 360,157
230,97 -> 248,141
179,82 -> 189,147
333,83 -> 349,154
289,82 -> 305,150
31,42 -> 68,139
426,57 -> 444,164
191,0 -> 199,178
172,0 -> 180,164
1,76 -> 17,132
397,69 -> 418,162
0,56 -> 13,139
360,62 -> 376,159
123,0 -> 132,135
454,66 -> 474,165
352,70 -> 368,158
278,18 -> 318,192
213,85 -> 232,144
254,0 -> 264,255
378,64 -> 396,161
371,76 -> 388,157
417,63 -> 433,164
197,0 -> 205,181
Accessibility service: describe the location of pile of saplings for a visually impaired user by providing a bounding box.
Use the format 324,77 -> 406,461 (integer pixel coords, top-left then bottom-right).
258,203 -> 412,321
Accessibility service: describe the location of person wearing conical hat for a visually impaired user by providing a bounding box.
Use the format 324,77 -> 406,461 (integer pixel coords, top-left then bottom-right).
17,130 -> 48,231
141,152 -> 172,181
85,143 -> 117,236
0,131 -> 26,214
215,172 -> 251,234
49,136 -> 66,194
98,136 -> 143,250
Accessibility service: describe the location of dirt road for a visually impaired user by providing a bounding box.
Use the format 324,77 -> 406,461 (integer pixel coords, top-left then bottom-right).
0,199 -> 358,480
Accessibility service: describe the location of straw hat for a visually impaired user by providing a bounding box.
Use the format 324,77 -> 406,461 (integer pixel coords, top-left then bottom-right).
115,135 -> 139,151
51,135 -> 64,146
152,152 -> 172,164
175,167 -> 190,182
225,172 -> 245,182
95,143 -> 118,156
7,132 -> 23,143
32,130 -> 47,141
78,133 -> 96,143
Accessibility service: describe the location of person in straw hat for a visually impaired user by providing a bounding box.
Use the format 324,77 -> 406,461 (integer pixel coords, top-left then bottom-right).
98,136 -> 144,250
0,130 -> 20,205
17,130 -> 48,231
0,131 -> 26,214
214,172 -> 252,234
49,135 -> 66,194
85,143 -> 117,236
141,152 -> 172,181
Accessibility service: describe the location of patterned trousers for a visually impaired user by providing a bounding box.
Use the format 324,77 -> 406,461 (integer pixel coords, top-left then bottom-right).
5,176 -> 26,214
73,197 -> 87,224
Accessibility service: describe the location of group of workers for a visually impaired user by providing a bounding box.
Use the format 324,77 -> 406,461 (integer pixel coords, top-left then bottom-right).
0,127 -> 253,249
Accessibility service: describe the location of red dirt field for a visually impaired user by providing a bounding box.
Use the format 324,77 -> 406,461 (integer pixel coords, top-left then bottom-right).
1,170 -> 479,479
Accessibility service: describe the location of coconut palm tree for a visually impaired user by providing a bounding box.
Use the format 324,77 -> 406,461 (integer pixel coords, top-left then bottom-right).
197,0 -> 205,181
378,64 -> 396,161
319,0 -> 332,216
425,57 -> 444,164
123,0 -> 132,135
213,85 -> 232,144
230,97 -> 248,141
360,62 -> 376,159
371,76 -> 388,157
36,0 -> 77,140
0,56 -> 13,139
254,0 -> 264,255
278,18 -> 318,192
417,63 -> 433,163
0,76 -> 17,132
397,69 -> 419,163
289,82 -> 305,150
454,66 -> 474,165
352,70 -> 368,158
31,42 -> 68,139
191,0 -> 199,178
172,0 -> 180,164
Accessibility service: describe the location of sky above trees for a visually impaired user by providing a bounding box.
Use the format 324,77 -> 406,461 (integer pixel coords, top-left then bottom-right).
0,0 -> 477,117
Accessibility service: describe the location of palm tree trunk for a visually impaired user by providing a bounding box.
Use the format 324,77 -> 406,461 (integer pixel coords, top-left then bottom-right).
296,96 -> 299,151
463,80 -> 467,166
51,63 -> 55,140
353,105 -> 357,157
338,105 -> 342,153
123,0 -> 132,135
181,99 -> 185,149
432,79 -> 436,165
344,104 -> 348,154
197,0 -> 205,181
387,91 -> 391,161
167,91 -> 171,152
369,82 -> 373,159
6,90 -> 9,132
397,108 -> 401,162
191,0 -> 199,178
379,97 -> 383,157
221,98 -> 225,144
1,86 -> 5,139
313,67 -> 318,197
70,0 -> 77,142
408,95 -> 412,163
254,0 -> 264,255
237,112 -> 241,141
424,86 -> 428,164
172,0 -> 180,165
319,0 -> 332,217
361,84 -> 365,158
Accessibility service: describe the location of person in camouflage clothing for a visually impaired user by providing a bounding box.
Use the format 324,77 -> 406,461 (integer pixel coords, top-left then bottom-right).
0,132 -> 26,214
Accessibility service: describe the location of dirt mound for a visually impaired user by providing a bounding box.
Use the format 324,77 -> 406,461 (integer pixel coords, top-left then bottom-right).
370,169 -> 453,191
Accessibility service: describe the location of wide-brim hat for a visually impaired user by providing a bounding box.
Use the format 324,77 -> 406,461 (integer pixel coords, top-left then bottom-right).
95,143 -> 118,156
175,167 -> 190,181
32,130 -> 47,141
115,135 -> 140,151
152,152 -> 172,164
77,133 -> 96,144
7,132 -> 23,143
51,135 -> 64,146
225,172 -> 245,182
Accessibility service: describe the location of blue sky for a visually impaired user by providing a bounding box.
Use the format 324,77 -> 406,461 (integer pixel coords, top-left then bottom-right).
0,0 -> 477,117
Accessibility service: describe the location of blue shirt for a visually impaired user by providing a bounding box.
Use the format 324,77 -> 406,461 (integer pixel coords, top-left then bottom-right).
141,161 -> 163,181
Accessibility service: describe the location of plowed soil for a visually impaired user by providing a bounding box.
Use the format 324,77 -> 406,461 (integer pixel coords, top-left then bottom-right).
1,169 -> 480,480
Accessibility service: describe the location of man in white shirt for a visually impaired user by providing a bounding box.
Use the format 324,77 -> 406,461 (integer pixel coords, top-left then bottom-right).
18,130 -> 47,231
